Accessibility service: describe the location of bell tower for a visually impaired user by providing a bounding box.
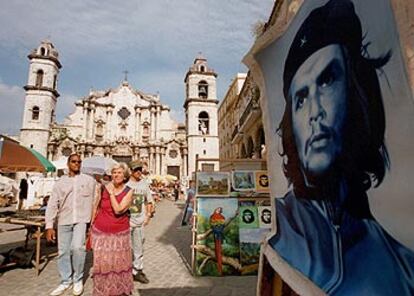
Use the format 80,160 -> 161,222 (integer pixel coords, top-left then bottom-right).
20,40 -> 61,157
184,53 -> 219,179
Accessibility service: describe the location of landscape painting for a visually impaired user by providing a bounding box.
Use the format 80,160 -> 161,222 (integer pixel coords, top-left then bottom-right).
196,172 -> 230,196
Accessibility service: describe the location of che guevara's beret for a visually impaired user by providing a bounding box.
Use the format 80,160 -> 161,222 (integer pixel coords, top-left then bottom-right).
283,0 -> 362,99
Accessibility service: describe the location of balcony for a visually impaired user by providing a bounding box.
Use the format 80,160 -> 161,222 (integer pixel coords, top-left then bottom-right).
231,125 -> 238,140
238,98 -> 261,132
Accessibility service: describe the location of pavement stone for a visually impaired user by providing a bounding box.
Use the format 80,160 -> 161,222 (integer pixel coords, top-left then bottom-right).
0,199 -> 258,296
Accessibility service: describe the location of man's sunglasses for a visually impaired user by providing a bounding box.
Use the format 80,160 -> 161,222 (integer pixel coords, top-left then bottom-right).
70,160 -> 82,164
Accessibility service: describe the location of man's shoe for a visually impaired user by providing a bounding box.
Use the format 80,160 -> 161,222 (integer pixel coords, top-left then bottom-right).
133,271 -> 149,284
73,281 -> 84,296
50,283 -> 72,296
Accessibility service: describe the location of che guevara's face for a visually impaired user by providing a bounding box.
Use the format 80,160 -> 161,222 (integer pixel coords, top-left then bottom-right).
262,210 -> 271,223
289,44 -> 347,179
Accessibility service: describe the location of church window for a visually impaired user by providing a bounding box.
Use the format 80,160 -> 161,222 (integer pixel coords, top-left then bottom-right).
203,138 -> 206,143
198,80 -> 208,98
200,65 -> 205,72
62,147 -> 72,157
32,106 -> 40,120
198,111 -> 209,135
96,123 -> 104,136
201,163 -> 214,172
35,70 -> 44,87
40,47 -> 46,56
30,144 -> 34,148
169,150 -> 178,159
142,124 -> 149,142
53,75 -> 57,90
117,107 -> 131,120
203,150 -> 206,155
96,123 -> 104,143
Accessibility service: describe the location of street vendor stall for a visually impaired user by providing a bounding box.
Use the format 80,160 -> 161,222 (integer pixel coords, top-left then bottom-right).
0,210 -> 54,276
190,157 -> 271,277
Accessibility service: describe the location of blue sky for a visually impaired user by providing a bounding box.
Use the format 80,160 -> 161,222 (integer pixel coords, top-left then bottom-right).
0,0 -> 274,135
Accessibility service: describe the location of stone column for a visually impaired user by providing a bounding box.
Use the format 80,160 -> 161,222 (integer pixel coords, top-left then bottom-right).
107,106 -> 113,141
135,107 -> 140,142
83,103 -> 88,139
155,106 -> 160,140
90,104 -> 96,140
149,146 -> 154,174
105,108 -> 110,141
182,148 -> 188,179
150,107 -> 156,140
87,105 -> 94,140
155,146 -> 160,175
160,147 -> 165,175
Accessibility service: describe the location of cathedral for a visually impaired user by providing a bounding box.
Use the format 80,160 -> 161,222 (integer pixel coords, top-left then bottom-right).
19,40 -> 219,180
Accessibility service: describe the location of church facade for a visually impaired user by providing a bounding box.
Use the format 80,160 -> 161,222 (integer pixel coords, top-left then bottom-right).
19,40 -> 219,180
20,40 -> 223,178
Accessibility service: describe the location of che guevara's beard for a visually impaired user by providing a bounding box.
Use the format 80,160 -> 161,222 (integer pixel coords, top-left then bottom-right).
300,160 -> 344,201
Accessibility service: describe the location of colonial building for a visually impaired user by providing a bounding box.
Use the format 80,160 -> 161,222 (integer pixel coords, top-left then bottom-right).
218,72 -> 266,161
184,54 -> 220,177
218,73 -> 247,160
20,40 -> 192,178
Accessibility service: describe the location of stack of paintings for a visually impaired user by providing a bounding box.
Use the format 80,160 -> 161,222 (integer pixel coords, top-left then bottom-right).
194,171 -> 271,276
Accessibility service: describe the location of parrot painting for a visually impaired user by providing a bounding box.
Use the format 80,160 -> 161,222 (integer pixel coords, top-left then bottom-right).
209,207 -> 226,275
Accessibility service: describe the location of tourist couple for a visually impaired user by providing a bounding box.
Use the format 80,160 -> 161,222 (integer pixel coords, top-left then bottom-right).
45,153 -> 153,296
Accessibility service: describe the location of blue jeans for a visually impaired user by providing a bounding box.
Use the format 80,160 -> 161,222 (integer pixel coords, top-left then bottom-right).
57,223 -> 87,285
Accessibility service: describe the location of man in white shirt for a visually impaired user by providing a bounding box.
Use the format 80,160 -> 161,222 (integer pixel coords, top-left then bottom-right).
45,153 -> 96,296
127,160 -> 153,284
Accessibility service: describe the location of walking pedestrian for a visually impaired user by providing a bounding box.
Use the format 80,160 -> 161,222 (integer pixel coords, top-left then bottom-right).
18,176 -> 28,210
174,180 -> 180,202
91,162 -> 134,295
181,180 -> 195,226
45,153 -> 96,296
127,160 -> 153,284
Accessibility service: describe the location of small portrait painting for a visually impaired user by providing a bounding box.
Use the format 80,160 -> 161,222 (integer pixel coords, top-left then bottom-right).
255,171 -> 270,192
258,206 -> 272,228
239,206 -> 259,229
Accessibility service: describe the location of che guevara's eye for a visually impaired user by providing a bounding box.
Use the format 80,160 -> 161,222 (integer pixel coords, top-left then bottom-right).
320,70 -> 335,88
295,88 -> 308,110
318,62 -> 341,89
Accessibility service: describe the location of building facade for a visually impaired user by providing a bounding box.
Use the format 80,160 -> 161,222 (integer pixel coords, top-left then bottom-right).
218,73 -> 247,160
218,72 -> 266,161
20,40 -> 190,178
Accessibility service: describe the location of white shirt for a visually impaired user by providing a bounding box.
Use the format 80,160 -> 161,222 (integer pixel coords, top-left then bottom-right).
127,178 -> 153,227
45,173 -> 96,229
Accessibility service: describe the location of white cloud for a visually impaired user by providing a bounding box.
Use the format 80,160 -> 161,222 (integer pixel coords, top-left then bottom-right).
169,109 -> 185,124
0,0 -> 275,129
55,93 -> 79,122
0,82 -> 25,136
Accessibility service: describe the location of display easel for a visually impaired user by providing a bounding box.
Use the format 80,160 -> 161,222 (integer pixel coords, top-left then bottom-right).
190,156 -> 270,276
